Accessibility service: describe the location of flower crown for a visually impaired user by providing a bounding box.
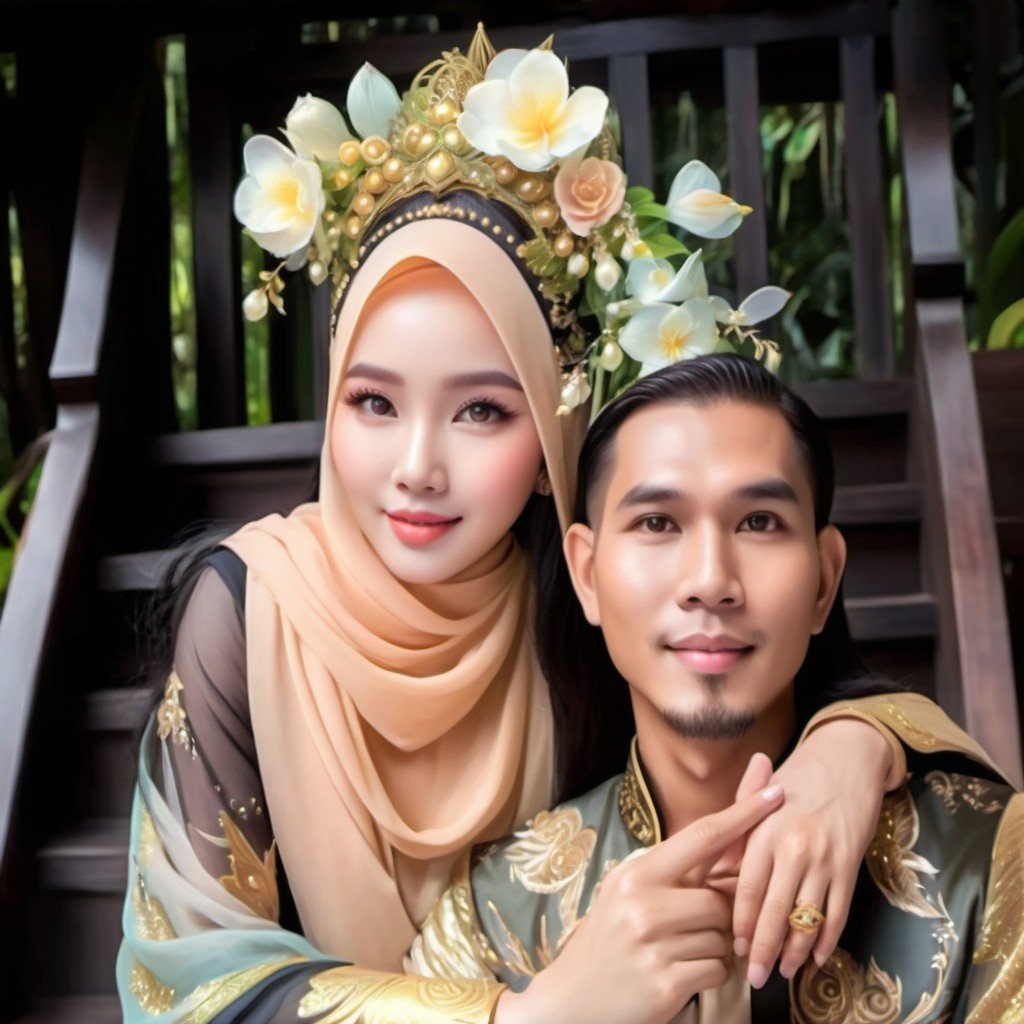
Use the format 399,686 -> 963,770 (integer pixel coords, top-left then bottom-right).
234,24 -> 787,418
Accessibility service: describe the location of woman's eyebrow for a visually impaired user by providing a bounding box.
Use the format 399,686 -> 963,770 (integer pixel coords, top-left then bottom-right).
345,363 -> 402,384
443,370 -> 523,391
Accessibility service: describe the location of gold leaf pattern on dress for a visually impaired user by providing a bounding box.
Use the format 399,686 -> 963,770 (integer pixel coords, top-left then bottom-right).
486,899 -> 546,978
298,965 -> 502,1024
180,958 -> 308,1024
138,803 -> 159,870
925,771 -> 1006,817
133,875 -> 176,942
505,807 -> 597,894
879,701 -> 938,749
130,958 -> 176,1015
157,671 -> 194,753
217,810 -> 279,921
790,949 -> 901,1024
968,792 -> 1024,1024
901,894 -> 957,1024
867,788 -> 943,920
408,853 -> 499,981
618,738 -> 660,846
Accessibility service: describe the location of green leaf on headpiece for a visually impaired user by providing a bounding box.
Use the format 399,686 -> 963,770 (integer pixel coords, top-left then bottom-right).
630,200 -> 670,221
643,232 -> 689,259
625,186 -> 655,206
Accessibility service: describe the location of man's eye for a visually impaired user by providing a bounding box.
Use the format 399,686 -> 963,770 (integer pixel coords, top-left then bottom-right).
638,515 -> 673,533
742,513 -> 778,532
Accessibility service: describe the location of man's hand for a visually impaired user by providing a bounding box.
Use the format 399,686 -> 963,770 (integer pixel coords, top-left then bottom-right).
494,783 -> 785,1024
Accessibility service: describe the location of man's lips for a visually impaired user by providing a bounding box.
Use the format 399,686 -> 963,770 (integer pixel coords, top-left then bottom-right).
665,633 -> 755,673
386,510 -> 462,546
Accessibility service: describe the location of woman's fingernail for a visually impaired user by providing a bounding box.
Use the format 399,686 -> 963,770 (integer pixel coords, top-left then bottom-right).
780,963 -> 795,980
733,937 -> 749,958
747,963 -> 769,989
761,784 -> 783,801
813,951 -> 828,968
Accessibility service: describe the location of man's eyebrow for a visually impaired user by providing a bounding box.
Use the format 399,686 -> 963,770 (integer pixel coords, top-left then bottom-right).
733,478 -> 800,504
345,363 -> 402,385
443,370 -> 523,391
617,484 -> 686,510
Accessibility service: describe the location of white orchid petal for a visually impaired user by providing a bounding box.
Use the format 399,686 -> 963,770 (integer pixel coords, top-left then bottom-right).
233,177 -> 290,232
347,62 -> 402,140
737,286 -> 791,324
283,94 -> 353,161
667,190 -> 747,239
459,80 -> 517,154
486,48 -> 530,81
625,258 -> 670,302
708,295 -> 735,323
618,303 -> 677,366
508,49 -> 569,107
666,159 -> 721,209
550,86 -> 609,156
242,135 -> 296,186
497,137 -> 553,172
679,298 -> 719,355
284,248 -> 310,271
657,250 -> 707,303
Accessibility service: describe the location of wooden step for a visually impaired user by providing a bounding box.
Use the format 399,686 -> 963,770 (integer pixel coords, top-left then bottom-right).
12,997 -> 121,1024
38,818 -> 129,894
845,592 -> 937,641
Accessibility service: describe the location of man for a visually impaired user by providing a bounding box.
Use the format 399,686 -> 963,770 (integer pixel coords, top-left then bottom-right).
409,355 -> 1023,1024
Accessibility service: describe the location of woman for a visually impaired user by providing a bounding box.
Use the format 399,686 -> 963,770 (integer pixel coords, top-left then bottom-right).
117,28 -> 998,1023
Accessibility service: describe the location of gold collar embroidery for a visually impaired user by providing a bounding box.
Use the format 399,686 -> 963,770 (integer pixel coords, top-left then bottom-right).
618,737 -> 662,847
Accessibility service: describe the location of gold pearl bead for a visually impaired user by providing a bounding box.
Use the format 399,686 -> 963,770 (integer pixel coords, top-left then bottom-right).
363,168 -> 387,194
429,98 -> 458,125
326,225 -> 342,245
381,157 -> 405,183
308,260 -> 328,286
553,232 -> 574,258
403,123 -> 424,154
416,129 -> 439,155
338,140 -> 361,166
516,176 -> 550,202
359,136 -> 390,165
494,160 -> 518,185
353,191 -> 375,217
442,127 -> 465,151
533,201 -> 558,228
425,149 -> 455,183
345,214 -> 362,238
332,169 -> 353,189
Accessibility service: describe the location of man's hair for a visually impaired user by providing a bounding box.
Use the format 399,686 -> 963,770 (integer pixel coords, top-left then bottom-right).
536,353 -> 897,802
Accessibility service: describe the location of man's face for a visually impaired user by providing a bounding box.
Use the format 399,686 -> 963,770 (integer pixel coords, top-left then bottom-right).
565,399 -> 845,742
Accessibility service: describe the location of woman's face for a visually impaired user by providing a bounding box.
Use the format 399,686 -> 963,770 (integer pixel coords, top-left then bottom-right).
332,266 -> 545,585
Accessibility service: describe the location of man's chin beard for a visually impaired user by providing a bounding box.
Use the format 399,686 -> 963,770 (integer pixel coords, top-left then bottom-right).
661,700 -> 756,741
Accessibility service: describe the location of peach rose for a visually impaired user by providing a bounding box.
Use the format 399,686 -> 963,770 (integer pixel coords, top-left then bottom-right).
554,155 -> 625,237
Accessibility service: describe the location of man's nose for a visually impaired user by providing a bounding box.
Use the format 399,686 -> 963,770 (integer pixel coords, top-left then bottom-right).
674,523 -> 743,609
391,421 -> 448,494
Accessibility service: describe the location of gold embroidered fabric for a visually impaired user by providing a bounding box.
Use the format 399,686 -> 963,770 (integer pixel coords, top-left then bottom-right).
968,792 -> 1024,1023
157,671 -> 194,753
790,949 -> 901,1024
218,810 -> 280,921
618,738 -> 660,846
179,958 -> 309,1024
133,875 -> 176,942
925,772 -> 1006,817
130,958 -> 177,1015
297,965 -> 504,1024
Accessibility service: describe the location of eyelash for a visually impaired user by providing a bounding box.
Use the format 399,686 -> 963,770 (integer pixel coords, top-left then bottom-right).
343,388 -> 516,424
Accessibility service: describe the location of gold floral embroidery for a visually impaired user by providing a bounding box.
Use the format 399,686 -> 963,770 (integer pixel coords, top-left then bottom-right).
157,671 -> 194,753
925,771 -> 1005,816
790,949 -> 901,1024
298,965 -> 502,1024
618,738 -> 660,846
218,811 -> 279,921
486,900 -> 545,978
968,793 -> 1024,1024
880,701 -> 937,749
138,804 -> 160,870
130,958 -> 176,1015
180,958 -> 308,1024
867,788 -> 943,920
133,874 -> 176,941
408,854 -> 498,980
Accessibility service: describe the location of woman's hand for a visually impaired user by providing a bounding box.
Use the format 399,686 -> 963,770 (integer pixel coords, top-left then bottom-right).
494,783 -> 785,1024
727,717 -> 893,988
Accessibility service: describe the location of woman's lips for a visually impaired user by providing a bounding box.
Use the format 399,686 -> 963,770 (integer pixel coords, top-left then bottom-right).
386,510 -> 462,546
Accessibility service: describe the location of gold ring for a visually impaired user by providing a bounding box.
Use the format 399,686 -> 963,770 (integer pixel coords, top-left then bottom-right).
788,901 -> 825,934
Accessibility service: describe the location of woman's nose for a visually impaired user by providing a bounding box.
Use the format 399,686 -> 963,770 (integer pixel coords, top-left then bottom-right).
391,423 -> 448,494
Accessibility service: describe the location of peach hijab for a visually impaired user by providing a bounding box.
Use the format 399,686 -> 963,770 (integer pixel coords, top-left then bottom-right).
224,216 -> 582,970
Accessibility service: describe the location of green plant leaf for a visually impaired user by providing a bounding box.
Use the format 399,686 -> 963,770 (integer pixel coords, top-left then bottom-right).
0,546 -> 12,596
644,233 -> 689,258
626,186 -> 655,206
978,208 -> 1024,342
986,297 -> 1024,350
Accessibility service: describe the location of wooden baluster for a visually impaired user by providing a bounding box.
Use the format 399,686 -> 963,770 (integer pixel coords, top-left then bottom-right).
608,54 -> 654,189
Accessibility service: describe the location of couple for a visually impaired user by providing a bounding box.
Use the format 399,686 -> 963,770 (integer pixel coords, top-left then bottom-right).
117,28 -> 1020,1024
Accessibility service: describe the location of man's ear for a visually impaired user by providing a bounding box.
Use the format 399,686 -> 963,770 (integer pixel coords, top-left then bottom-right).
812,524 -> 847,635
563,523 -> 601,627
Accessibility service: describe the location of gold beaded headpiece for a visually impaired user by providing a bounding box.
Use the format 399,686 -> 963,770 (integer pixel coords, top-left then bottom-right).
235,24 -> 787,417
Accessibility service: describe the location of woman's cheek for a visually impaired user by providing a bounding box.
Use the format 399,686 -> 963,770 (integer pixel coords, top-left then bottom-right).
459,427 -> 542,519
332,413 -> 385,501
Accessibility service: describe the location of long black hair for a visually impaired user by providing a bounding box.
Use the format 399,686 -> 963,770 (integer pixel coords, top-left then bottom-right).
536,353 -> 898,802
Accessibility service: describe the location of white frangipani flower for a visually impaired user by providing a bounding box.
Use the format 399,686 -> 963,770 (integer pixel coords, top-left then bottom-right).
458,48 -> 608,172
709,286 -> 791,332
233,136 -> 326,259
618,298 -> 719,376
666,160 -> 752,239
282,94 -> 353,162
625,251 -> 708,305
347,63 -> 402,140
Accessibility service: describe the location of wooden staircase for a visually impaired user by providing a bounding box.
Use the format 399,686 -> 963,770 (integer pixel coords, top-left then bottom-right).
0,2 -> 1019,1020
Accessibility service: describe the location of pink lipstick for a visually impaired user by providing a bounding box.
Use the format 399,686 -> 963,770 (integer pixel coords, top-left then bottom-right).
386,509 -> 461,546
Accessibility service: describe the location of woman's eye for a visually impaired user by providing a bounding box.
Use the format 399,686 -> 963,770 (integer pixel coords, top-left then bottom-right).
457,401 -> 507,424
742,513 -> 778,532
637,515 -> 674,534
352,393 -> 394,417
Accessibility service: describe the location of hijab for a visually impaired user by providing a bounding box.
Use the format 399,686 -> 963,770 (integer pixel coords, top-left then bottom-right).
224,212 -> 583,969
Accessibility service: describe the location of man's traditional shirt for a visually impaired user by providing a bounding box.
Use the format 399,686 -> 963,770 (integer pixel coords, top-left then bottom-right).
411,739 -> 1024,1024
